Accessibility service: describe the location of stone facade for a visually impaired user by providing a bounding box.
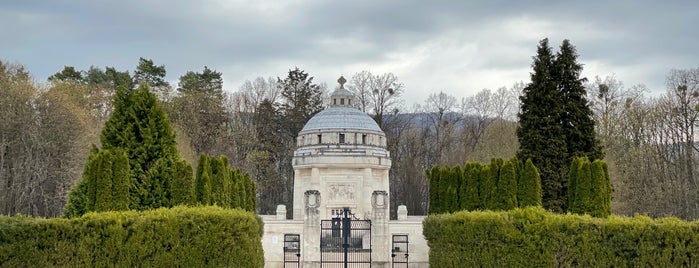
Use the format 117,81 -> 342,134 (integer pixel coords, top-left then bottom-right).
261,77 -> 428,267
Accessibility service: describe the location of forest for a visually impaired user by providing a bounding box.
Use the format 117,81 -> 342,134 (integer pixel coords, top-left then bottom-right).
1,40 -> 697,220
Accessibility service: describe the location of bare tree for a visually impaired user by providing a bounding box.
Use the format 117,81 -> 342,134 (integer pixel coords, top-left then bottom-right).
0,61 -> 89,217
347,71 -> 373,112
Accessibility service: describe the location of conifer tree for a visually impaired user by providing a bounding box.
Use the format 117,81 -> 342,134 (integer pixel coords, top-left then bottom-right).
463,163 -> 481,210
483,159 -> 502,210
600,161 -> 612,216
495,160 -> 518,210
567,157 -> 582,210
589,160 -> 612,217
195,154 -> 212,205
109,149 -> 130,211
100,84 -> 179,210
569,158 -> 592,215
244,173 -> 257,212
555,40 -> 603,161
171,159 -> 195,205
427,166 -> 441,214
518,159 -> 542,207
517,38 -> 572,213
231,169 -> 244,208
447,166 -> 461,212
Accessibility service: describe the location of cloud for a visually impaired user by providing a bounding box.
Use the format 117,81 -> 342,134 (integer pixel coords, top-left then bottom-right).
1,1 -> 697,105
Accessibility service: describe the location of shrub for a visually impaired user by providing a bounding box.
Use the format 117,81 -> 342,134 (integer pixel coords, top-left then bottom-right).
423,207 -> 699,267
0,206 -> 263,267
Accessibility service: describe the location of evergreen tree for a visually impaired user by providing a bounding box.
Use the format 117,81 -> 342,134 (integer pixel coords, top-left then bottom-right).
567,157 -> 583,210
478,165 -> 491,209
569,158 -> 592,215
195,154 -> 212,205
495,160 -> 517,210
63,180 -> 88,218
463,163 -> 481,211
483,159 -> 502,210
427,166 -> 440,214
172,66 -> 227,155
589,160 -> 612,217
109,149 -> 130,211
244,173 -> 257,212
171,159 -> 195,206
600,161 -> 612,216
517,38 -> 571,213
231,168 -> 243,208
517,159 -> 542,207
555,40 -> 603,161
278,67 -> 325,137
100,84 -> 179,210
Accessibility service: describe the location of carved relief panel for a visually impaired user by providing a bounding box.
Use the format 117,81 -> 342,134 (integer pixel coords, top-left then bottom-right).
327,183 -> 356,202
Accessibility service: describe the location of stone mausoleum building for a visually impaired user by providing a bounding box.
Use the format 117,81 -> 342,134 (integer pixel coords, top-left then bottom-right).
260,77 -> 428,267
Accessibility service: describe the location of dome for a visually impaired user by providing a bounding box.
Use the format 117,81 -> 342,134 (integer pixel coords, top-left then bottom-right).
301,107 -> 381,132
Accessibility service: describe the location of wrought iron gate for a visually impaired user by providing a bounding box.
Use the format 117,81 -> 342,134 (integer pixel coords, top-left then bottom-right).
283,234 -> 300,268
391,235 -> 408,268
320,208 -> 371,267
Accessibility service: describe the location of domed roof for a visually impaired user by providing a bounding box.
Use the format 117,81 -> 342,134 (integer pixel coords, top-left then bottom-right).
301,107 -> 381,132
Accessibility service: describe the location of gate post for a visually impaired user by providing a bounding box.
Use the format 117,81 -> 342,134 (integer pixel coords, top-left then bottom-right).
372,191 -> 390,267
303,190 -> 321,268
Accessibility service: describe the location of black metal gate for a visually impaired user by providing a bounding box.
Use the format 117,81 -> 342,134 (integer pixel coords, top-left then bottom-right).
283,234 -> 300,268
320,208 -> 371,267
391,235 -> 408,268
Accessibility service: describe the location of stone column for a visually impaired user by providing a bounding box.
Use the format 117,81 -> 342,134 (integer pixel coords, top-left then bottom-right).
303,190 -> 321,268
372,190 -> 390,268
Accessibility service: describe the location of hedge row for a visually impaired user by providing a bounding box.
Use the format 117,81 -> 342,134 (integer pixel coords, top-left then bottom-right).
0,206 -> 263,267
427,158 -> 542,214
423,207 -> 699,267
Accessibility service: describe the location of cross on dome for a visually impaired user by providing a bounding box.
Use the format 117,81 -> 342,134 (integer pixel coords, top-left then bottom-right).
330,75 -> 354,108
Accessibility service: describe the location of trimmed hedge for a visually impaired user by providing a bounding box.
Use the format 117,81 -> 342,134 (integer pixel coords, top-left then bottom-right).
0,206 -> 263,267
424,207 -> 699,267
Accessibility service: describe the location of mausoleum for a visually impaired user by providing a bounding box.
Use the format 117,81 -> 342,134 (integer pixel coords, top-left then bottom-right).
260,76 -> 428,267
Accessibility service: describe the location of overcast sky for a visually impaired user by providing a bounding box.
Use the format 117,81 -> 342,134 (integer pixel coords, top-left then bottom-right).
2,0 -> 697,106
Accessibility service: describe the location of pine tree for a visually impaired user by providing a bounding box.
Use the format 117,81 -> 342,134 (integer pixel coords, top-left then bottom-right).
517,159 -> 542,207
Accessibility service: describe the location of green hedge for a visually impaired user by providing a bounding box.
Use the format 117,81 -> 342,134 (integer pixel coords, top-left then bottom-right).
423,207 -> 699,267
0,206 -> 263,267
